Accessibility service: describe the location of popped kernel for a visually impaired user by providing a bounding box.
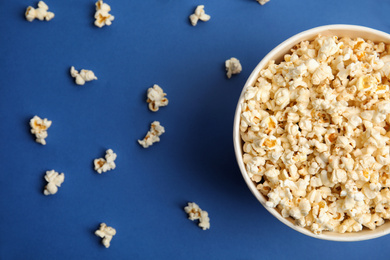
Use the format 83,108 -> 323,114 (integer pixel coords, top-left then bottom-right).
25,1 -> 54,22
184,202 -> 210,230
138,121 -> 165,148
257,0 -> 270,5
94,0 -> 114,28
189,5 -> 210,26
43,170 -> 64,195
95,223 -> 116,248
225,57 -> 242,79
240,35 -> 390,234
30,115 -> 52,145
94,149 -> 117,174
70,66 -> 97,85
146,84 -> 168,112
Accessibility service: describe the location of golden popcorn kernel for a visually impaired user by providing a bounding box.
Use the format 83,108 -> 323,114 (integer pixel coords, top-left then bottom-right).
96,159 -> 105,168
188,209 -> 201,218
356,51 -> 365,61
357,75 -> 377,91
376,84 -> 389,93
328,133 -> 338,143
263,138 -> 277,148
96,13 -> 111,25
96,1 -> 103,10
363,170 -> 370,179
318,201 -> 327,209
33,121 -> 48,131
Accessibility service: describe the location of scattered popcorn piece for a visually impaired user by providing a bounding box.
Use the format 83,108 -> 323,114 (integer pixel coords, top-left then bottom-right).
30,115 -> 52,145
225,58 -> 242,79
189,5 -> 210,26
146,84 -> 168,112
95,223 -> 116,248
240,35 -> 390,235
25,1 -> 54,22
70,66 -> 97,85
138,121 -> 165,148
198,211 -> 210,230
43,170 -> 64,195
94,149 -> 117,174
94,0 -> 115,28
257,0 -> 270,5
184,202 -> 210,230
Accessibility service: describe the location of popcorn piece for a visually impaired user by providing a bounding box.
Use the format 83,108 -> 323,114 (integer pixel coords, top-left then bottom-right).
225,58 -> 242,79
146,84 -> 168,112
25,1 -> 54,22
138,121 -> 165,148
311,64 -> 334,85
70,66 -> 97,85
94,149 -> 117,174
43,170 -> 64,195
94,0 -> 115,28
257,0 -> 270,5
198,211 -> 210,230
189,5 -> 210,26
95,223 -> 116,248
184,202 -> 210,230
30,115 -> 52,145
357,74 -> 377,91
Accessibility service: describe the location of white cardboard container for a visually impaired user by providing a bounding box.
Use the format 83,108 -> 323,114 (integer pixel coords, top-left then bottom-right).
233,24 -> 390,241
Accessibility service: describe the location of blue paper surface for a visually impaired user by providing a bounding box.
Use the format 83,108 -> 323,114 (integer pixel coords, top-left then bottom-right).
1,0 -> 390,259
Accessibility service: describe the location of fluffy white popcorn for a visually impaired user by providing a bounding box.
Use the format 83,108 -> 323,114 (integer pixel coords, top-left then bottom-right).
94,0 -> 114,28
357,74 -> 377,91
274,88 -> 290,109
198,211 -> 210,230
95,223 -> 116,248
184,202 -> 210,230
305,59 -> 320,73
30,115 -> 52,145
318,36 -> 339,61
257,0 -> 270,5
241,35 -> 390,235
43,170 -> 64,195
189,5 -> 210,26
94,149 -> 117,174
70,66 -> 97,85
287,63 -> 307,80
146,84 -> 168,112
225,58 -> 242,79
311,64 -> 334,85
25,1 -> 54,22
138,121 -> 165,148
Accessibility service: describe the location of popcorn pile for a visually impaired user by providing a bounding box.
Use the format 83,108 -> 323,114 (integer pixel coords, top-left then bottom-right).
240,35 -> 390,234
184,202 -> 210,230
94,149 -> 117,174
147,84 -> 169,112
138,121 -> 165,148
94,0 -> 115,28
25,1 -> 54,22
30,115 -> 52,145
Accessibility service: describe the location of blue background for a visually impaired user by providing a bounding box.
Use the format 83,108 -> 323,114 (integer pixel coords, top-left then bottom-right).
1,0 -> 390,259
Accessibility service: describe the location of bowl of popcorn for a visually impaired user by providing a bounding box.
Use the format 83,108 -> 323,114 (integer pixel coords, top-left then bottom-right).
233,24 -> 390,241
